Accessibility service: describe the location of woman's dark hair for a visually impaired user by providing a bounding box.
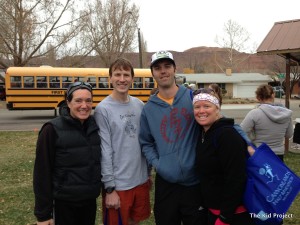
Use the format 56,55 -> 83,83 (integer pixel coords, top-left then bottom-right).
65,82 -> 93,101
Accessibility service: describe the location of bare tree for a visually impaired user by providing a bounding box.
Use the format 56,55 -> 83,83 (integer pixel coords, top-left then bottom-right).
215,19 -> 252,72
83,0 -> 140,67
0,0 -> 88,68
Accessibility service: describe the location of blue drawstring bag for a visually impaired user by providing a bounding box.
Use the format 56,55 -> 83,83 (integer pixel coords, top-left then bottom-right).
243,143 -> 300,225
104,208 -> 123,225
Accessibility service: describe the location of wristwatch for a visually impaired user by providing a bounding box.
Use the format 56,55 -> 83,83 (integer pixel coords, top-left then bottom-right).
105,186 -> 115,194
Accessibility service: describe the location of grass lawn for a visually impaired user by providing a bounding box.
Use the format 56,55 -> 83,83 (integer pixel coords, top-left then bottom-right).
0,131 -> 299,225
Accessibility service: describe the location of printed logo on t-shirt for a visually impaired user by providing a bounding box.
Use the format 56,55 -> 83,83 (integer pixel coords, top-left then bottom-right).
160,107 -> 192,143
120,113 -> 137,138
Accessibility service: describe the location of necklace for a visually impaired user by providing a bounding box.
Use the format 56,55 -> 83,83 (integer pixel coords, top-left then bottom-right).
202,130 -> 205,143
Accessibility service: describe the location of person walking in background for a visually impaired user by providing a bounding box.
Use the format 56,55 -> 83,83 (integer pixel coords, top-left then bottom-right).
94,58 -> 150,225
292,118 -> 300,150
193,88 -> 255,225
33,82 -> 102,225
139,50 -> 207,225
241,84 -> 293,161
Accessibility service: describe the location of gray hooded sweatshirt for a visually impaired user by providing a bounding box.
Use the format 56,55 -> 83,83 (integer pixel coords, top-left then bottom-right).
241,103 -> 293,155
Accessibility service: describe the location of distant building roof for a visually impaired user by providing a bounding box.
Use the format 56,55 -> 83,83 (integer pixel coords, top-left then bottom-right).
257,19 -> 300,63
179,73 -> 271,84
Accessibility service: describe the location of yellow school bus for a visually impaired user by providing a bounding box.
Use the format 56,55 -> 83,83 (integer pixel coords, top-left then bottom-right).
5,66 -> 155,115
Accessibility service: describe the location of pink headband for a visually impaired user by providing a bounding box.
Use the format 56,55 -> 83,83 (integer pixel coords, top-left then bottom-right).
193,93 -> 220,108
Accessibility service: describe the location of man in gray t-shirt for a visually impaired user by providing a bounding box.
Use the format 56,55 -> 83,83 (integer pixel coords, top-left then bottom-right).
94,58 -> 150,225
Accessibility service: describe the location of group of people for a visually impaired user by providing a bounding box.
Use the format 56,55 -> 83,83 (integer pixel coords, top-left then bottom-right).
33,50 -> 294,225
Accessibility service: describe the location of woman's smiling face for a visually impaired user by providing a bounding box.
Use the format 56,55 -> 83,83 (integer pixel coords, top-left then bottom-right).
67,89 -> 93,123
193,100 -> 220,131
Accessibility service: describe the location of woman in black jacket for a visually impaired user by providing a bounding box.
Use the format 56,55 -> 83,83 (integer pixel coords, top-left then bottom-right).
193,88 -> 254,225
33,81 -> 102,225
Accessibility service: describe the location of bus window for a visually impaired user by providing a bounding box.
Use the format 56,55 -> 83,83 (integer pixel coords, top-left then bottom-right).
99,77 -> 108,88
133,77 -> 142,88
145,78 -> 154,88
10,76 -> 21,88
24,76 -> 34,88
37,76 -> 47,88
62,76 -> 72,88
87,77 -> 96,88
50,76 -> 60,88
76,77 -> 85,82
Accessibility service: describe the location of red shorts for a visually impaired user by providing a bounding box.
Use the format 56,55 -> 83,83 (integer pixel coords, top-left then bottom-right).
103,181 -> 151,225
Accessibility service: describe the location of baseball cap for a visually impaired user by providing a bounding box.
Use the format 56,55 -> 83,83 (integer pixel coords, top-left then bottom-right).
150,50 -> 175,67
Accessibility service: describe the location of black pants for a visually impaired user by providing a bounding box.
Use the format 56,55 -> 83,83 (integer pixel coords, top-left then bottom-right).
54,199 -> 97,225
293,123 -> 300,144
277,154 -> 284,162
154,174 -> 207,225
208,210 -> 255,225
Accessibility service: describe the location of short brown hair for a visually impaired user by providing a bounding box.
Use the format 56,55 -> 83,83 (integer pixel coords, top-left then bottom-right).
209,83 -> 222,106
255,84 -> 274,100
109,58 -> 134,77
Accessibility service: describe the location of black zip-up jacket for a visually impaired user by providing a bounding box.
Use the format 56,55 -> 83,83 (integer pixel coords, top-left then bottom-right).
33,114 -> 101,222
196,117 -> 247,223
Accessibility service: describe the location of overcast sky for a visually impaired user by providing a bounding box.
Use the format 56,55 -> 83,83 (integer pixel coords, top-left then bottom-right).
131,0 -> 300,53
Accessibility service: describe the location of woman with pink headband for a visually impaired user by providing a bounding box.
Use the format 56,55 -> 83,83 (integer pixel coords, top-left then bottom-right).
193,89 -> 255,225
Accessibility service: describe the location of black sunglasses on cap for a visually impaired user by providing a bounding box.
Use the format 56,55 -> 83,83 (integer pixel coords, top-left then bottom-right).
192,88 -> 214,97
66,81 -> 93,98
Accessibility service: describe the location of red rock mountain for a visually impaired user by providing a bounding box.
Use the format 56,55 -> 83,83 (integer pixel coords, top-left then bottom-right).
123,47 -> 285,75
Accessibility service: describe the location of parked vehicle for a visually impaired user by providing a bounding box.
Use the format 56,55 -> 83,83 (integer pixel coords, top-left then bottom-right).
4,67 -> 155,115
273,86 -> 285,98
0,87 -> 5,100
